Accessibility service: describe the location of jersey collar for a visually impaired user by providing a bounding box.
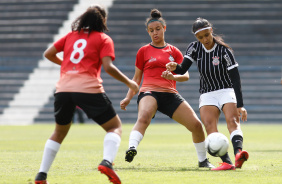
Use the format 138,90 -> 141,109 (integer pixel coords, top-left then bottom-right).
150,43 -> 167,49
202,43 -> 217,53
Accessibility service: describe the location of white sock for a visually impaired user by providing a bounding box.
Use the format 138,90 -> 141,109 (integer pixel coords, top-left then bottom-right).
103,132 -> 121,163
128,130 -> 143,149
39,139 -> 61,173
230,129 -> 243,140
193,141 -> 207,162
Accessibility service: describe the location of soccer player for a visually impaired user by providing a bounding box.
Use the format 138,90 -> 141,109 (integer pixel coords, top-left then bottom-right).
166,17 -> 249,170
120,9 -> 214,169
34,5 -> 138,184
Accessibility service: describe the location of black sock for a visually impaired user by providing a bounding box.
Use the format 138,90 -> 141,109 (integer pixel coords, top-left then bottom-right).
35,172 -> 47,180
220,152 -> 233,165
231,135 -> 243,155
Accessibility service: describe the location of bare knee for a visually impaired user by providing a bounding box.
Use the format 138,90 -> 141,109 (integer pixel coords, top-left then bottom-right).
138,114 -> 151,125
132,114 -> 152,135
226,116 -> 240,133
202,121 -> 218,135
190,120 -> 204,133
101,115 -> 122,136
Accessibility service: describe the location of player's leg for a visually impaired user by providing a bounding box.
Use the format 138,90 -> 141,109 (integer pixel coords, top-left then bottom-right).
222,103 -> 249,168
35,124 -> 71,184
99,112 -> 122,163
35,93 -> 75,184
172,101 -> 214,168
98,111 -> 122,184
125,95 -> 157,162
199,106 -> 220,135
78,92 -> 122,184
200,106 -> 235,170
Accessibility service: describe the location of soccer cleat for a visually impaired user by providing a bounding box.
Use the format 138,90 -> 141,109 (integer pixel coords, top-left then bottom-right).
211,162 -> 235,171
98,160 -> 121,184
235,150 -> 249,168
34,181 -> 49,184
34,172 -> 49,184
199,158 -> 215,168
125,146 -> 137,163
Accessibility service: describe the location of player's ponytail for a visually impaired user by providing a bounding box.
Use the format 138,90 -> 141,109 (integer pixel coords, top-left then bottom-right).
145,9 -> 166,29
192,17 -> 232,51
71,4 -> 108,34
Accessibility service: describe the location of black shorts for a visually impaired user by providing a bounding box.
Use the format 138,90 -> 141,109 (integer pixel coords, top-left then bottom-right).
54,92 -> 116,125
137,91 -> 185,118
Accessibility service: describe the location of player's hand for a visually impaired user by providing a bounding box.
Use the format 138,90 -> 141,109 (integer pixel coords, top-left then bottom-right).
120,98 -> 131,111
237,107 -> 247,122
166,62 -> 177,72
127,80 -> 139,95
161,70 -> 175,80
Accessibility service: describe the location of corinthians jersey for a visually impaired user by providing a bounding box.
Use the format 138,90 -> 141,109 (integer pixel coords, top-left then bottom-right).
184,41 -> 238,94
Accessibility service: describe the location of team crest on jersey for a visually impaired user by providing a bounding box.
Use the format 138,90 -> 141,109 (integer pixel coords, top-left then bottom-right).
148,56 -> 157,63
169,55 -> 175,62
212,56 -> 220,65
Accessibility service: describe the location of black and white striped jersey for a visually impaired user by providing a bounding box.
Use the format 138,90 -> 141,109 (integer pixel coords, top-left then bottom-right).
185,41 -> 238,94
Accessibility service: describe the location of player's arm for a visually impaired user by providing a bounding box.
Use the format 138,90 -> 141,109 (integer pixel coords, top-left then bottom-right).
161,71 -> 189,82
120,67 -> 143,110
166,57 -> 193,74
102,56 -> 139,94
44,45 -> 63,65
228,67 -> 247,121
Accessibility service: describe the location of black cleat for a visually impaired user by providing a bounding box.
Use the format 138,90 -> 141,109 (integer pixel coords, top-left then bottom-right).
125,146 -> 137,163
34,172 -> 49,184
199,158 -> 215,169
98,160 -> 121,184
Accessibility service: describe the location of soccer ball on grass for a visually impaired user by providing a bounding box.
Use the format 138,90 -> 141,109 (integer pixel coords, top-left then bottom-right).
205,132 -> 229,157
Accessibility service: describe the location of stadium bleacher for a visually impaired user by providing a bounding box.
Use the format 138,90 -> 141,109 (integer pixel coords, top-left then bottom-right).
0,0 -> 78,118
0,0 -> 281,124
105,0 -> 282,123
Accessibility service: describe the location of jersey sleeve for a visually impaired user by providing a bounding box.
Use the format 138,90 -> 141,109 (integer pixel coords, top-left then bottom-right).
53,33 -> 69,52
223,48 -> 238,70
184,42 -> 197,62
100,35 -> 115,61
135,47 -> 145,71
173,46 -> 184,64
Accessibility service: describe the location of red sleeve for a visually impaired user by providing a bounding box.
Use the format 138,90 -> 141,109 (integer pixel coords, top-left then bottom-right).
135,47 -> 144,71
100,35 -> 115,61
53,33 -> 69,52
174,46 -> 184,64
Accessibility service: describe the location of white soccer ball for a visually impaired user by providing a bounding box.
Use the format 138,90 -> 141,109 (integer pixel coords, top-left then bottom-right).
205,132 -> 229,157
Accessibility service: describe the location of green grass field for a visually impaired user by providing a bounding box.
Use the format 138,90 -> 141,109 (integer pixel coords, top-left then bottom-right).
0,123 -> 281,184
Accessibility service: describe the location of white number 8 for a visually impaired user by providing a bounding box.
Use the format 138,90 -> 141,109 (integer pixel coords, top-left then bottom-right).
70,39 -> 87,64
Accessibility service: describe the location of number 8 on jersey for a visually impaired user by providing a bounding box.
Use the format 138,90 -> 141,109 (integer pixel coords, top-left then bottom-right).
70,39 -> 87,64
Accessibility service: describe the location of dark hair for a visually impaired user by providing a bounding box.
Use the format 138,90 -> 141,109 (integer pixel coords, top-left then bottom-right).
71,5 -> 108,34
192,17 -> 232,51
145,9 -> 166,29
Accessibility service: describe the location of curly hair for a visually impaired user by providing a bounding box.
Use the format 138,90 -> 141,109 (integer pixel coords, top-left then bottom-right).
71,5 -> 108,34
